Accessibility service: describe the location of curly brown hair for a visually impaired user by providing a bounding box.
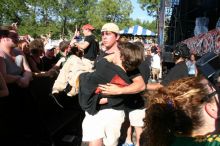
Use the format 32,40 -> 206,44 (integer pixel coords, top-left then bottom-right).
141,76 -> 215,146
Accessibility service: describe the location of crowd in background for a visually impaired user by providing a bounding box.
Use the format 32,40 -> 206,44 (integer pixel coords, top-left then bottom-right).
0,22 -> 219,146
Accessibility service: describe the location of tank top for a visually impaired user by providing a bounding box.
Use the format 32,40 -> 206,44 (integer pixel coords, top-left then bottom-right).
0,49 -> 23,75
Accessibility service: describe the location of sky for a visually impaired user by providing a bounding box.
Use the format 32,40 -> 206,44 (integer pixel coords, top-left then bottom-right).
130,0 -> 154,22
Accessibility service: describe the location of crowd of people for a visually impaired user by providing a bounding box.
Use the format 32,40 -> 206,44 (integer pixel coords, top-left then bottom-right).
0,22 -> 219,146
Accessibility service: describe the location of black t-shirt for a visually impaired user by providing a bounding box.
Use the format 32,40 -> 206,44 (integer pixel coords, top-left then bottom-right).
124,59 -> 151,111
83,35 -> 99,61
79,58 -> 132,114
42,56 -> 58,71
95,51 -> 141,79
161,61 -> 188,86
27,55 -> 44,72
96,51 -> 147,111
139,58 -> 151,83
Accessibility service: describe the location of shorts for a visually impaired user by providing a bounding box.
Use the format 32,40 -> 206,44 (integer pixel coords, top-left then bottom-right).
82,109 -> 125,146
151,68 -> 160,77
129,108 -> 146,127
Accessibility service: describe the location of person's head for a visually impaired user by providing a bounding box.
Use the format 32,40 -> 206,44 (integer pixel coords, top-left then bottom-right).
119,36 -> 127,42
81,24 -> 95,36
29,39 -> 44,56
151,45 -> 158,54
101,23 -> 120,51
133,41 -> 145,57
59,40 -> 71,53
141,76 -> 219,146
17,40 -> 29,54
173,43 -> 190,61
190,53 -> 197,61
44,43 -> 55,58
75,30 -> 80,37
0,25 -> 19,49
146,48 -> 151,56
118,41 -> 144,71
70,46 -> 81,57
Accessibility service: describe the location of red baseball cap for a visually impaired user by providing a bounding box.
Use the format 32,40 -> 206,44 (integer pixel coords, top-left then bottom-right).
81,24 -> 95,30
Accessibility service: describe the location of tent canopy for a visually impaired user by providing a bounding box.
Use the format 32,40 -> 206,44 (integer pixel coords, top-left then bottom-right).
120,25 -> 156,36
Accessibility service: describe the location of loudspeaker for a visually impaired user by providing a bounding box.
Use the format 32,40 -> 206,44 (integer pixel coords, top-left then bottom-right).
173,43 -> 190,59
196,52 -> 220,92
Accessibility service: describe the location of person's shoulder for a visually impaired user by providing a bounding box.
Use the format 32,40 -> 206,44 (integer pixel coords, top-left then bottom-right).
104,54 -> 114,62
66,54 -> 81,62
84,35 -> 94,43
41,56 -> 48,61
90,34 -> 95,38
206,134 -> 220,145
127,68 -> 141,78
173,61 -> 186,69
85,34 -> 95,39
177,61 -> 187,66
96,51 -> 109,60
13,48 -> 22,55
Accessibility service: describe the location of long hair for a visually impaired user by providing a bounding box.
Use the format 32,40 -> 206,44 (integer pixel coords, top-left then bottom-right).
59,40 -> 70,52
118,41 -> 144,71
29,39 -> 44,55
141,76 -> 215,146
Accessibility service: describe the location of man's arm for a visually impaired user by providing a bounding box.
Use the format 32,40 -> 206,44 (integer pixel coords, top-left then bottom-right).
70,37 -> 89,50
74,41 -> 89,50
11,55 -> 32,88
98,75 -> 145,95
146,82 -> 163,90
22,55 -> 32,80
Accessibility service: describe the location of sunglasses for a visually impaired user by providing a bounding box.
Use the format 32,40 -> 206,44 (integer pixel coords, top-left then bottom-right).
201,82 -> 219,104
202,91 -> 217,101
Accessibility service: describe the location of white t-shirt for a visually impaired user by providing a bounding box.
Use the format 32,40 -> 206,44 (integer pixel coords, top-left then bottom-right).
151,53 -> 161,69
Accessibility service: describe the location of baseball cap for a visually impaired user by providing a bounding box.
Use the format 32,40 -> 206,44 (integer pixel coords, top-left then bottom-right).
45,43 -> 55,51
81,24 -> 95,30
101,23 -> 120,34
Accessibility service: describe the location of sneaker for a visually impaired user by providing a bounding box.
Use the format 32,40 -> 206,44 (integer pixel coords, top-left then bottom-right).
122,142 -> 134,146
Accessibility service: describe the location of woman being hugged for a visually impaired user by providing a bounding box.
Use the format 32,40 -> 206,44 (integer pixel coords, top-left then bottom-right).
141,76 -> 220,146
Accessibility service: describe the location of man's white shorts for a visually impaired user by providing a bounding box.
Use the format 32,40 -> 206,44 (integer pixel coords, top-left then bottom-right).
129,108 -> 146,127
82,109 -> 125,146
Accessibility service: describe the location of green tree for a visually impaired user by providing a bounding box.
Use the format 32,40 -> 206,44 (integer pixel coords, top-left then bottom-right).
17,0 -> 61,38
126,19 -> 157,35
87,0 -> 133,31
55,0 -> 98,38
0,0 -> 30,24
137,0 -> 160,17
0,0 -> 157,39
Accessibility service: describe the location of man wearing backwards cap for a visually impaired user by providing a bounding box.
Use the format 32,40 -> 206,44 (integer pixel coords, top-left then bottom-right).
70,24 -> 99,61
81,23 -> 145,146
